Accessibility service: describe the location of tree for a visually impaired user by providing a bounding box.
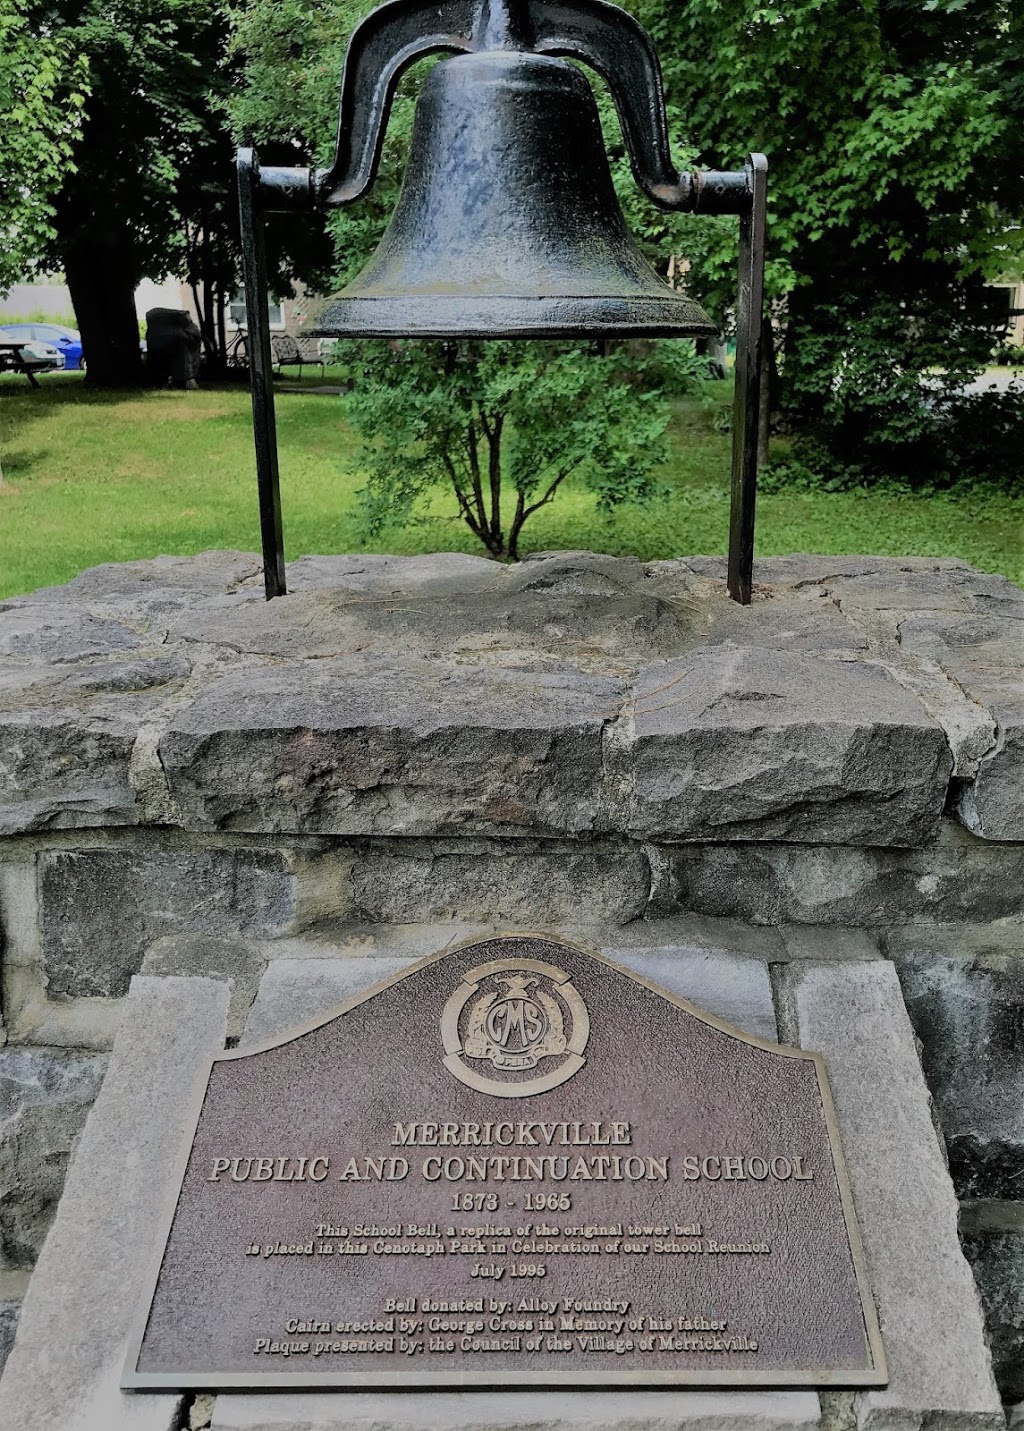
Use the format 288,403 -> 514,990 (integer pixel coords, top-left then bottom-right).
11,0 -> 326,386
227,0 -> 420,288
621,0 -> 1023,478
2,0 -> 250,384
0,0 -> 88,295
336,339 -> 706,558
22,0 -> 239,386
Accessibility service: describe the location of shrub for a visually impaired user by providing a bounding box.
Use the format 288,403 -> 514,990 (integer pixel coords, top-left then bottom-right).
763,379 -> 1024,495
334,338 -> 709,559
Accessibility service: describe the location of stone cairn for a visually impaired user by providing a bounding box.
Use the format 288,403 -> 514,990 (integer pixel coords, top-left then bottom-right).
0,549 -> 1020,1428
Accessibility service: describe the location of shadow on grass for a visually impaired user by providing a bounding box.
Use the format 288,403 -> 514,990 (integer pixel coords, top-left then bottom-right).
0,374 -> 260,458
0,448 -> 51,479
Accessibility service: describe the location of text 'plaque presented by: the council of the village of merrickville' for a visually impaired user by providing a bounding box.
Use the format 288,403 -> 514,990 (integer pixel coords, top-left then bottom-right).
124,933 -> 887,1390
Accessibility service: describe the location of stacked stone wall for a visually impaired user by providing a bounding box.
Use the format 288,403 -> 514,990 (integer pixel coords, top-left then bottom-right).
0,550 -> 1021,1402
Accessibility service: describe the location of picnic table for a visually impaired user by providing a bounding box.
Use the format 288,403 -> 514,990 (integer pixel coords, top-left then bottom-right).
0,339 -> 43,388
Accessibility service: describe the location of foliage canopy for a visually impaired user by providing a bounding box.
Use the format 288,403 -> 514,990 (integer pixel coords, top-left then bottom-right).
230,0 -> 1023,497
0,0 -> 88,295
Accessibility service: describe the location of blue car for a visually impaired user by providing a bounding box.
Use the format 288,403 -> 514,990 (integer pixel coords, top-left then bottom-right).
1,322 -> 84,371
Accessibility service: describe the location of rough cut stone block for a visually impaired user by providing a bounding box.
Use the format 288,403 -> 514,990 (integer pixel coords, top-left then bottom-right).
959,1205 -> 1024,1404
676,555 -> 979,592
0,1047 -> 108,1269
0,975 -> 228,1431
242,957 -> 414,1044
285,551 -> 502,597
823,564 -> 1024,618
4,551 -> 1020,845
777,960 -> 1003,1429
0,603 -> 143,664
169,553 -> 692,670
664,822 -> 1024,925
39,847 -> 301,998
889,925 -> 1024,1200
623,648 -> 951,845
897,611 -> 1024,841
700,593 -> 868,654
0,1300 -> 19,1379
347,842 -> 650,924
7,549 -> 263,618
159,661 -> 624,837
962,710 -> 1024,843
211,1389 -> 822,1430
0,686 -> 147,835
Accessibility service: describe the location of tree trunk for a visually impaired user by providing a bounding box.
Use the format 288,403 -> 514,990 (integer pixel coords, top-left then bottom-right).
216,283 -> 228,371
64,242 -> 145,388
201,238 -> 218,367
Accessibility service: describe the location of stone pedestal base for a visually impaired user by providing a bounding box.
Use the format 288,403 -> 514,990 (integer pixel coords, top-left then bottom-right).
0,946 -> 1004,1431
0,551 -> 1020,1417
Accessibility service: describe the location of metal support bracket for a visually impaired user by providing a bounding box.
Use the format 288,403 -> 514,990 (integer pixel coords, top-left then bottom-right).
237,148 -> 287,599
728,154 -> 768,606
237,154 -> 316,599
666,155 -> 768,604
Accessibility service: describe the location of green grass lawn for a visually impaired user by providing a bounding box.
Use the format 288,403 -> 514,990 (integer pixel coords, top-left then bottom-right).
1,370 -> 1021,598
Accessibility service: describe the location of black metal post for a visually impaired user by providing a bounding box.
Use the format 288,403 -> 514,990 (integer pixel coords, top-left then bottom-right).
728,153 -> 768,605
237,148 -> 287,600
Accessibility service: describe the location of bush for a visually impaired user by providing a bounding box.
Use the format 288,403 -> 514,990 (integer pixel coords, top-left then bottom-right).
779,286 -> 1009,485
764,379 -> 1024,495
334,338 -> 709,559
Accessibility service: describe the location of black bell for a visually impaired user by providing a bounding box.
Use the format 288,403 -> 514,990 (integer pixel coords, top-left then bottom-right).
313,49 -> 716,340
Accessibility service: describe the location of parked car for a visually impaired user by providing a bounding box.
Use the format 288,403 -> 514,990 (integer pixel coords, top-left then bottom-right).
0,327 -> 66,374
0,322 -> 83,370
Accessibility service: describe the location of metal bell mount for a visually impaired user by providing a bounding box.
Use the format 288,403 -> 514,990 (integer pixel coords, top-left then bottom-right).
238,0 -> 767,603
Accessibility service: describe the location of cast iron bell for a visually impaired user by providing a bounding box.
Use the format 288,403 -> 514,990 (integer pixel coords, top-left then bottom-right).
239,0 -> 767,604
313,48 -> 716,340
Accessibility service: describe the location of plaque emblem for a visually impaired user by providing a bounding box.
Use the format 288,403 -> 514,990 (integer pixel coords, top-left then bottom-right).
441,956 -> 590,1097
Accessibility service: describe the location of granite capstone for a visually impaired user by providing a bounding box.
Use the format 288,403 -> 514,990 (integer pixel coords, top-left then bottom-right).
3,551 -> 1018,844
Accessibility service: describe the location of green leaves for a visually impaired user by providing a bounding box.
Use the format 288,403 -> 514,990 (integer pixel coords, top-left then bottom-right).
0,0 -> 89,292
225,0 -> 1022,493
333,339 -> 707,558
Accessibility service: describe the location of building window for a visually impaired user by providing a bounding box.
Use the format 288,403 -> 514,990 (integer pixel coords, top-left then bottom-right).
227,293 -> 284,330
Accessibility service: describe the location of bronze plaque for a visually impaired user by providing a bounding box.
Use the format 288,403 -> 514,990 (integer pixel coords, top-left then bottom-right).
124,935 -> 886,1389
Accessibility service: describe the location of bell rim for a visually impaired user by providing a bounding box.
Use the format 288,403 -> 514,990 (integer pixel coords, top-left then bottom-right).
311,294 -> 718,341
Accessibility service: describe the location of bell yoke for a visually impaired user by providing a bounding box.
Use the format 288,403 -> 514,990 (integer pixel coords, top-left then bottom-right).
237,0 -> 768,603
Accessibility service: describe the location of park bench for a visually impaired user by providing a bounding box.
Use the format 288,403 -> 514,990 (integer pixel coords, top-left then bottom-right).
270,333 -> 328,380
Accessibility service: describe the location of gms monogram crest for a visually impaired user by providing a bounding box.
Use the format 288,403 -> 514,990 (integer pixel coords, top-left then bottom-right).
441,957 -> 590,1097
